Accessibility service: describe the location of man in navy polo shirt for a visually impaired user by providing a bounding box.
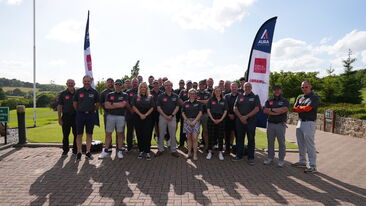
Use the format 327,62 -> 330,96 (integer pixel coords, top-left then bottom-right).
73,75 -> 100,160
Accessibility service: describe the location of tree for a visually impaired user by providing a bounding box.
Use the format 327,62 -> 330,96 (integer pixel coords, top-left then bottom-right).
0,87 -> 6,100
12,88 -> 25,96
95,81 -> 106,94
130,60 -> 140,79
338,49 -> 362,104
36,94 -> 55,107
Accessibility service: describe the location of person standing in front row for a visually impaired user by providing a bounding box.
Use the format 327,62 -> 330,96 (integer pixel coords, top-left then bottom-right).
73,75 -> 100,160
181,89 -> 202,160
232,82 -> 260,165
132,82 -> 155,160
292,81 -> 320,174
150,80 -> 162,143
197,80 -> 211,151
57,79 -> 77,156
263,86 -> 289,167
156,80 -> 180,157
224,82 -> 239,155
99,79 -> 128,159
206,86 -> 228,160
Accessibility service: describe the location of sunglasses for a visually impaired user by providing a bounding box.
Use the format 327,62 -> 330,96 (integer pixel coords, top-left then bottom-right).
301,86 -> 309,89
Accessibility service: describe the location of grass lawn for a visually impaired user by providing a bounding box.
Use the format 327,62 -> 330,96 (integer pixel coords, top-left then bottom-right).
362,88 -> 366,103
10,107 -> 298,149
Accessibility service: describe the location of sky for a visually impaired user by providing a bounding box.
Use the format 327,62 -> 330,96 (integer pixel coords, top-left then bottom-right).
1,0 -> 366,87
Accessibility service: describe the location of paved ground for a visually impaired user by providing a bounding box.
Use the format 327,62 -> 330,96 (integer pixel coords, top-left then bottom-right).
0,125 -> 365,206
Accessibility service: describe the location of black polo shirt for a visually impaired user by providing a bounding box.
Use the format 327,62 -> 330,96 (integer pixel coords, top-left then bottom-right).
73,87 -> 100,113
100,88 -> 114,110
223,89 -> 231,95
126,88 -> 138,103
238,88 -> 244,95
197,90 -> 211,113
58,89 -> 76,115
157,92 -> 179,115
159,86 -> 165,92
182,100 -> 202,118
131,95 -> 155,114
206,88 -> 213,95
150,89 -> 162,108
234,92 -> 260,121
179,89 -> 189,102
265,96 -> 290,123
294,92 -> 320,121
105,91 -> 128,116
224,93 -> 239,115
174,88 -> 184,96
207,97 -> 228,115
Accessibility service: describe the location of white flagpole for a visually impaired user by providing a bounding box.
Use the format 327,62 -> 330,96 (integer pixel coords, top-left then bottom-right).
33,0 -> 37,127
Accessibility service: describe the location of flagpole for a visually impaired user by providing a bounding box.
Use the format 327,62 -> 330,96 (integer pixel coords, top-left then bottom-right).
33,0 -> 37,127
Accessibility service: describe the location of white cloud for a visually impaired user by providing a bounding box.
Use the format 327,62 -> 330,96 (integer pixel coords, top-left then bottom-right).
272,38 -> 312,59
327,30 -> 366,55
172,0 -> 256,32
0,59 -> 32,81
361,50 -> 366,64
48,59 -> 66,67
46,20 -> 84,43
6,0 -> 22,5
320,37 -> 332,44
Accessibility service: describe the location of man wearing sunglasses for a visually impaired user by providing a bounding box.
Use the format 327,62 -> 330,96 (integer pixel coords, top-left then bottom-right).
292,81 -> 320,174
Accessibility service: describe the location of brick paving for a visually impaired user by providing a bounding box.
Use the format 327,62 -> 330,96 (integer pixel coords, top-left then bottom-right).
0,125 -> 366,206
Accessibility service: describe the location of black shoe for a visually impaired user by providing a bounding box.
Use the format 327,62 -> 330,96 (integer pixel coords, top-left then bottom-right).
231,156 -> 243,162
76,153 -> 82,160
85,152 -> 93,160
72,150 -> 77,155
146,153 -> 151,161
137,152 -> 144,160
304,167 -> 318,174
61,151 -> 68,157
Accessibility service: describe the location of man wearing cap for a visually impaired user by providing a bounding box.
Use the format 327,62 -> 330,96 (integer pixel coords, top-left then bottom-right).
73,75 -> 100,160
125,78 -> 139,151
156,80 -> 180,157
150,80 -> 162,142
232,82 -> 260,165
100,78 -> 119,151
197,80 -> 211,151
178,80 -> 193,148
292,81 -> 320,173
99,79 -> 128,159
263,86 -> 289,167
57,79 -> 77,156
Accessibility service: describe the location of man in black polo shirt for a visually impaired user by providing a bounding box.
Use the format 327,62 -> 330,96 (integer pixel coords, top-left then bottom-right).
125,78 -> 139,151
224,82 -> 239,155
156,80 -> 180,157
263,86 -> 289,167
178,80 -> 193,148
197,80 -> 211,151
223,80 -> 231,95
99,79 -> 128,159
292,81 -> 320,173
150,80 -> 162,142
206,78 -> 214,94
73,75 -> 100,160
238,77 -> 246,94
174,79 -> 185,149
57,79 -> 77,156
148,75 -> 154,90
232,82 -> 260,165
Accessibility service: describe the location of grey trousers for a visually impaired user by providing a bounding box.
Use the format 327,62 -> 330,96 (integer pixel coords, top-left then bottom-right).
296,120 -> 317,168
158,115 -> 177,152
267,122 -> 286,161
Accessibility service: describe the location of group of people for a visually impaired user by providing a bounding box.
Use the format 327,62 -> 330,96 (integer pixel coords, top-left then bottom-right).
57,75 -> 320,173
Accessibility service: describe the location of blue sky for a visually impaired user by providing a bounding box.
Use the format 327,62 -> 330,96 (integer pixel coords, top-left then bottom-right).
1,0 -> 366,87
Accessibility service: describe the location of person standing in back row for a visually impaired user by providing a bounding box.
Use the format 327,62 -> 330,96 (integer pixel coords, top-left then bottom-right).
125,78 -> 139,151
57,79 -> 77,156
292,81 -> 320,174
263,86 -> 289,167
73,75 -> 100,160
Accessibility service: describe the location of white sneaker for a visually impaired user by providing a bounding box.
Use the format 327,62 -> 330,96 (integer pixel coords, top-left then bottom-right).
277,160 -> 285,167
263,158 -> 273,165
218,152 -> 224,161
98,150 -> 110,159
117,151 -> 124,159
206,152 -> 212,160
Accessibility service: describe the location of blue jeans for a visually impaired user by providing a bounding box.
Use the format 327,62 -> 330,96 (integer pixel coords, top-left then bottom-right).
235,119 -> 256,159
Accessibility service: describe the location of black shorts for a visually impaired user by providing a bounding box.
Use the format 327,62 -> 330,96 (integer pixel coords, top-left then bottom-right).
76,112 -> 95,135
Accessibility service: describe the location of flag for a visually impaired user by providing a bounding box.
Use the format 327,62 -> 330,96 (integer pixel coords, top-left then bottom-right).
245,17 -> 277,128
84,10 -> 99,126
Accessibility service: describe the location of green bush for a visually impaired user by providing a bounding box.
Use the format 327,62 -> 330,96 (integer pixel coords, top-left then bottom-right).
0,97 -> 32,109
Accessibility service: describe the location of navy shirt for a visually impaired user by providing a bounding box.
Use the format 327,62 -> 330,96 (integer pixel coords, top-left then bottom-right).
294,92 -> 320,121
157,92 -> 179,115
265,96 -> 290,123
131,95 -> 155,114
58,89 -> 76,115
182,100 -> 203,118
224,93 -> 239,115
197,90 -> 211,113
207,97 -> 228,115
105,91 -> 128,116
73,87 -> 100,112
234,92 -> 260,122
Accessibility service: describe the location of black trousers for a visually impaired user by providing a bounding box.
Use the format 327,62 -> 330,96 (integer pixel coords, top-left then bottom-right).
61,113 -> 77,153
179,117 -> 186,146
126,112 -> 135,150
224,117 -> 237,151
134,115 -> 153,153
207,113 -> 225,151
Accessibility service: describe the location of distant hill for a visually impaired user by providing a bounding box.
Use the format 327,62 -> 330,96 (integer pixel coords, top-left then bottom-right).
0,77 -> 65,92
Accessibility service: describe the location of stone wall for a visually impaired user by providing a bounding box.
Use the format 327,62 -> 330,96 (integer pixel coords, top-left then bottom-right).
286,112 -> 366,139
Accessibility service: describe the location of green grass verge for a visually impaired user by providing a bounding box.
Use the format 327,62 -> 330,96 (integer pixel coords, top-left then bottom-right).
362,88 -> 366,103
19,108 -> 297,149
8,107 -> 58,127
